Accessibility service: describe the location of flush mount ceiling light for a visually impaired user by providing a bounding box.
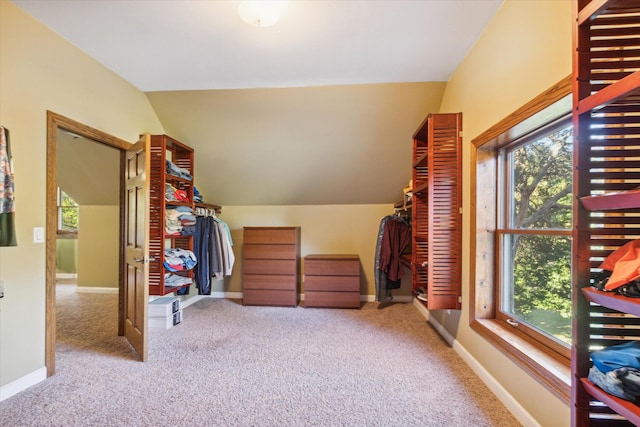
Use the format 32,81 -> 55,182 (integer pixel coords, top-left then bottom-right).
238,1 -> 286,28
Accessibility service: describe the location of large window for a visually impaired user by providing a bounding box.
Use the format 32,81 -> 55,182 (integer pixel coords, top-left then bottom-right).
497,120 -> 573,355
471,76 -> 573,402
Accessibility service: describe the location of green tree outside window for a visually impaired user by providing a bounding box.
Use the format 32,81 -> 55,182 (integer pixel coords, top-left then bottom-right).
58,189 -> 78,233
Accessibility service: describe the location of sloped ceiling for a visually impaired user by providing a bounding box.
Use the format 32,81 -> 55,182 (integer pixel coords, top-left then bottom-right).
148,82 -> 446,206
57,130 -> 120,206
13,1 -> 503,91
14,0 -> 504,206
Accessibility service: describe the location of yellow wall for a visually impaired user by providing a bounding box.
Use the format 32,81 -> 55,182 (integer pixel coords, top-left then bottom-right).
436,1 -> 573,426
213,205 -> 412,298
55,238 -> 77,274
0,1 -> 577,425
76,206 -> 119,289
0,1 -> 164,387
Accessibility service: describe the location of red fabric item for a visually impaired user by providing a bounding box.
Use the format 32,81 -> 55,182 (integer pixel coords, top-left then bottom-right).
379,217 -> 411,282
174,189 -> 189,202
601,239 -> 640,290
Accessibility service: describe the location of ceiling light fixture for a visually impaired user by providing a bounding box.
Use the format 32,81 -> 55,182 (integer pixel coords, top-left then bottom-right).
238,1 -> 286,28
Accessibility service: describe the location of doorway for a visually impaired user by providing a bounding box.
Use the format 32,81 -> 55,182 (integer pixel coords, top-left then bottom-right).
45,111 -> 131,376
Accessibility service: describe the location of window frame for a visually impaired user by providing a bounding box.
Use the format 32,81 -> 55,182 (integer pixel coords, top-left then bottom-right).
56,187 -> 78,236
470,76 -> 573,403
495,118 -> 573,359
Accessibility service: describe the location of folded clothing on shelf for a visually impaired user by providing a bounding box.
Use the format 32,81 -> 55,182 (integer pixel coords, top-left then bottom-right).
165,183 -> 189,203
166,159 -> 192,181
164,247 -> 197,271
164,273 -> 193,288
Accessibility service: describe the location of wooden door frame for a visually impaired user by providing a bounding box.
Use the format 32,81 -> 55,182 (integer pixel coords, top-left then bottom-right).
45,111 -> 131,376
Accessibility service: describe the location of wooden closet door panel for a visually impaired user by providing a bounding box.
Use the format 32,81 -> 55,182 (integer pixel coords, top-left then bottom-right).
427,113 -> 462,310
243,244 -> 296,260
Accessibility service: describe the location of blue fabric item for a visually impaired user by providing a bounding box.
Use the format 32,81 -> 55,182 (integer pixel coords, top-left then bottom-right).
167,205 -> 193,213
591,341 -> 640,373
193,186 -> 203,203
193,217 -> 212,295
166,159 -> 192,181
588,365 -> 640,401
164,247 -> 197,272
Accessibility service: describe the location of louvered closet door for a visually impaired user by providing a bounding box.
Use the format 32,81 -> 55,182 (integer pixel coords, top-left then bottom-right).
427,113 -> 462,309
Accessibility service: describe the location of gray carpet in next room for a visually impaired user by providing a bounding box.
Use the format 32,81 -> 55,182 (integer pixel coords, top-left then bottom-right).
0,284 -> 521,426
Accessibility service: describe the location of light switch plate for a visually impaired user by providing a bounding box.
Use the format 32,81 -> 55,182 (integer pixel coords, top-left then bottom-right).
33,227 -> 44,243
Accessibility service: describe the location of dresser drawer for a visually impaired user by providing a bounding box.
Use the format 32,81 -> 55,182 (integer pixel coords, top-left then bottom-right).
243,289 -> 297,307
304,255 -> 360,276
243,259 -> 297,275
243,274 -> 296,291
244,244 -> 296,260
244,227 -> 298,244
304,275 -> 360,292
304,291 -> 360,309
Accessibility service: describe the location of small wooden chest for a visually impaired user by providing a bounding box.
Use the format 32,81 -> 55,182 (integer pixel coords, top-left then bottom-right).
303,255 -> 360,308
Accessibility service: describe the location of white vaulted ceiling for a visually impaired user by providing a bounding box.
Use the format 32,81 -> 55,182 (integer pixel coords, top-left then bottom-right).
13,0 -> 504,206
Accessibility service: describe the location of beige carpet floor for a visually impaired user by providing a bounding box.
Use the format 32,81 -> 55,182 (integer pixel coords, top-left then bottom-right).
0,284 -> 521,426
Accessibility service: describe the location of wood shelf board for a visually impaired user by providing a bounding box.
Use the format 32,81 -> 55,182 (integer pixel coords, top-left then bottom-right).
412,152 -> 428,168
577,71 -> 640,115
413,181 -> 428,194
149,284 -> 191,296
581,378 -> 640,424
582,287 -> 640,317
580,190 -> 640,211
166,174 -> 192,184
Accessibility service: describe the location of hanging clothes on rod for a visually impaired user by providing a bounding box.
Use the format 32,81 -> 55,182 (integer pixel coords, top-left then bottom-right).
192,208 -> 234,295
374,212 -> 410,303
0,126 -> 16,247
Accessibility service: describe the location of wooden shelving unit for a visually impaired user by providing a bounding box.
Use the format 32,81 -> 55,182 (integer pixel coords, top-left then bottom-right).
572,1 -> 640,425
149,134 -> 195,296
410,113 -> 462,310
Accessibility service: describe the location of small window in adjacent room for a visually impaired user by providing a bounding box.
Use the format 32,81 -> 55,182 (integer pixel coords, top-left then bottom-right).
57,187 -> 78,235
471,76 -> 573,401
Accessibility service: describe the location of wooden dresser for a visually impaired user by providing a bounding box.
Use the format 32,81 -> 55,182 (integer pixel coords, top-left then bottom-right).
242,227 -> 300,307
303,255 -> 360,308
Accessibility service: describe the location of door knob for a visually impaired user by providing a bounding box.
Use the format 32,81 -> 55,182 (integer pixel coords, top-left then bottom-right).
133,257 -> 157,263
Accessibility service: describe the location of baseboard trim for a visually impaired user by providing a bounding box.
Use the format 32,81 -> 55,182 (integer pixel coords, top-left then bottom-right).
56,273 -> 77,279
412,299 -> 539,427
75,286 -> 118,294
198,293 -> 413,304
0,366 -> 47,402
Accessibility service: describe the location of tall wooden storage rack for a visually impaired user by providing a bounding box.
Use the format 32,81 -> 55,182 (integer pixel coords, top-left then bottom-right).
572,1 -> 640,425
148,134 -> 195,296
411,113 -> 463,310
